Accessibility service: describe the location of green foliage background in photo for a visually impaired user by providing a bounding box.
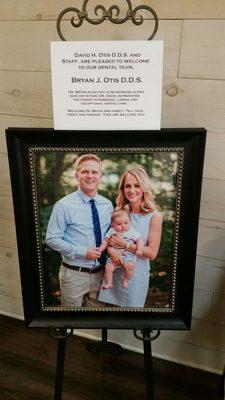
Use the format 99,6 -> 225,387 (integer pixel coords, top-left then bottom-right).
35,150 -> 178,308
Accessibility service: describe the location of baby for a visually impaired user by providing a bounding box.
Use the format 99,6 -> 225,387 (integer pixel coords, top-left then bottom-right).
98,209 -> 144,289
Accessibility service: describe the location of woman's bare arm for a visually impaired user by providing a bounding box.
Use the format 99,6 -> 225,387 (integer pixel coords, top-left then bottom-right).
141,212 -> 163,260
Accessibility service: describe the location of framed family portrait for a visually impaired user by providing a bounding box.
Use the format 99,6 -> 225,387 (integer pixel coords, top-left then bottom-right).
6,128 -> 206,330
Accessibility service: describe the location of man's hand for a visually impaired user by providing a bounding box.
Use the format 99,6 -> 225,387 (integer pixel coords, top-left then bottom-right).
96,246 -> 103,254
85,247 -> 101,260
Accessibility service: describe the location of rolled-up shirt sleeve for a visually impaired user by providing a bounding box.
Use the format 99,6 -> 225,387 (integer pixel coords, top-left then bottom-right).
45,203 -> 87,259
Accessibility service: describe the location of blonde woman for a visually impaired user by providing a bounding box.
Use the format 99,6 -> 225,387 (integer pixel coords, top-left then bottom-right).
98,167 -> 163,307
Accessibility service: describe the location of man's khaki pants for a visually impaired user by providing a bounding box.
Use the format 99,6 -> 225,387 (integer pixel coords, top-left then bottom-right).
58,264 -> 105,307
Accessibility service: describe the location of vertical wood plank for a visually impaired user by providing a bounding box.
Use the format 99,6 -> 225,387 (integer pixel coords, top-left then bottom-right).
179,21 -> 225,79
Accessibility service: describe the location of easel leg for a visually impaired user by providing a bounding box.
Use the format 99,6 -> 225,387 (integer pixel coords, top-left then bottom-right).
47,326 -> 74,400
101,329 -> 107,400
87,328 -> 122,355
143,329 -> 154,399
134,328 -> 160,400
55,335 -> 66,400
102,328 -> 107,345
86,329 -> 122,400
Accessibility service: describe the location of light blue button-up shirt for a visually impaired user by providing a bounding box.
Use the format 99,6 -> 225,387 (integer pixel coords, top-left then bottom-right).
45,188 -> 113,267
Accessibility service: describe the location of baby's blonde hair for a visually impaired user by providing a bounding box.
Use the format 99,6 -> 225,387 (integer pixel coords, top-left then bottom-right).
111,209 -> 131,222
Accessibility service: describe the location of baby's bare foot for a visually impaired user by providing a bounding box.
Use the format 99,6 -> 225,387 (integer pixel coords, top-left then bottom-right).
123,280 -> 129,288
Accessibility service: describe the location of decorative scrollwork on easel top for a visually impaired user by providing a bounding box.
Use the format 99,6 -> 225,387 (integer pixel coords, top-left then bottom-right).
56,0 -> 158,41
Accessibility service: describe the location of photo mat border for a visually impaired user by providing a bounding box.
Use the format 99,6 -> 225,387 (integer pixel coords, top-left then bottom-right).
28,146 -> 184,313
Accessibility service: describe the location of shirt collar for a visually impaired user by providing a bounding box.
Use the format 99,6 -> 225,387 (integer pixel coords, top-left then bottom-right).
77,188 -> 100,203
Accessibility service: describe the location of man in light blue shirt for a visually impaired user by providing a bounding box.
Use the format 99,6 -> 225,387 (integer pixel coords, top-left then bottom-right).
46,154 -> 113,307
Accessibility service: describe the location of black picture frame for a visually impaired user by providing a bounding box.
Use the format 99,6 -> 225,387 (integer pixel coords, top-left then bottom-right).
6,128 -> 206,330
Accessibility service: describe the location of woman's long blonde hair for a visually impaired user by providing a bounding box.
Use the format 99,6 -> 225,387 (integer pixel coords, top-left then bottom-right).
116,167 -> 156,213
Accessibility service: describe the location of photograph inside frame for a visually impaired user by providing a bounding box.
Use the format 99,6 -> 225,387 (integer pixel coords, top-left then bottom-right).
31,147 -> 183,312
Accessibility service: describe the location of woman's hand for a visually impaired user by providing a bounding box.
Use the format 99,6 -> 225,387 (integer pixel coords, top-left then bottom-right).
108,233 -> 126,249
107,246 -> 122,266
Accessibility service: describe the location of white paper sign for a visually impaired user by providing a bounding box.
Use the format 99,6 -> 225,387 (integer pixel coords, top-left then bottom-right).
51,41 -> 163,130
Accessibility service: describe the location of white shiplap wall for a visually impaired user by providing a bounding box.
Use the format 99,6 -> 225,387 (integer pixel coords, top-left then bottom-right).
0,1 -> 224,374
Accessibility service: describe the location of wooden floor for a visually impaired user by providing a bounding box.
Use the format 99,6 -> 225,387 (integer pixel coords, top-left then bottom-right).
0,315 -> 223,400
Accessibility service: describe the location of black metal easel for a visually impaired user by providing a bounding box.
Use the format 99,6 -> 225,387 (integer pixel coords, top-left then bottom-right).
51,2 -> 160,398
134,328 -> 161,398
56,0 -> 158,41
48,326 -> 161,400
48,326 -> 74,400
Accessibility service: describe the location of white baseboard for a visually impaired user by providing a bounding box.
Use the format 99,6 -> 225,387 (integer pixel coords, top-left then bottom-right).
0,311 -> 222,376
73,330 -> 222,375
0,310 -> 24,321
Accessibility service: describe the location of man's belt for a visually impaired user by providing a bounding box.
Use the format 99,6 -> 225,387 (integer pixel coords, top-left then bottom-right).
62,262 -> 103,274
